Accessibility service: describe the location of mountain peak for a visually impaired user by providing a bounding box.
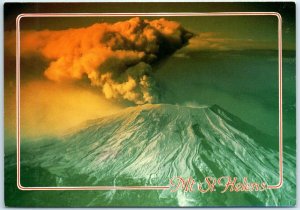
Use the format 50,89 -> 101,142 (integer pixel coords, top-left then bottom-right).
18,102 -> 295,205
119,103 -> 211,115
73,103 -> 223,135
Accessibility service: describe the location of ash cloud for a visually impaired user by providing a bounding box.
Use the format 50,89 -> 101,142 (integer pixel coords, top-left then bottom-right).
20,17 -> 192,104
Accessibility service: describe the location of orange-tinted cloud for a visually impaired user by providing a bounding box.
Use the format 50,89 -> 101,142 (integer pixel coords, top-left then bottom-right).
18,18 -> 192,104
174,32 -> 277,56
14,81 -> 123,138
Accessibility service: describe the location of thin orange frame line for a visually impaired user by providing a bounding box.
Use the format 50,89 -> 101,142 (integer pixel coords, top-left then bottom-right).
15,12 -> 283,191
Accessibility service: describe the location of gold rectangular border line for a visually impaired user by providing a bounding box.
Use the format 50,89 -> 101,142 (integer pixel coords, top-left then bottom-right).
15,12 -> 283,191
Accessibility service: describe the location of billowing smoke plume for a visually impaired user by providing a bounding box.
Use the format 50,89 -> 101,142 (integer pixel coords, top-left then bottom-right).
20,17 -> 192,104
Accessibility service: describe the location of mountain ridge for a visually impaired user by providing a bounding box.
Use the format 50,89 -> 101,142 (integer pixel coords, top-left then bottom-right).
14,103 -> 295,206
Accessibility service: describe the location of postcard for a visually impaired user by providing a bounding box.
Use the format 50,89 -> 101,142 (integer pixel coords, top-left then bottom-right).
4,2 -> 296,207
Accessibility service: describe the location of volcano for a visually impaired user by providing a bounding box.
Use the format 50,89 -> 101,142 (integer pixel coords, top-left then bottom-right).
9,104 -> 296,206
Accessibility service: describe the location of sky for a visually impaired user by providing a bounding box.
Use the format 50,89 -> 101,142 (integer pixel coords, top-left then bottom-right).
4,2 -> 296,139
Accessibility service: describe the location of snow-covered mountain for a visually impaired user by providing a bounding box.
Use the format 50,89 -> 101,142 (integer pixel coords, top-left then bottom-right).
17,104 -> 295,206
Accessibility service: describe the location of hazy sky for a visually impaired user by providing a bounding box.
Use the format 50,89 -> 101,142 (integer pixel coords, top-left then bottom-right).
4,2 -> 295,48
4,2 -> 295,139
